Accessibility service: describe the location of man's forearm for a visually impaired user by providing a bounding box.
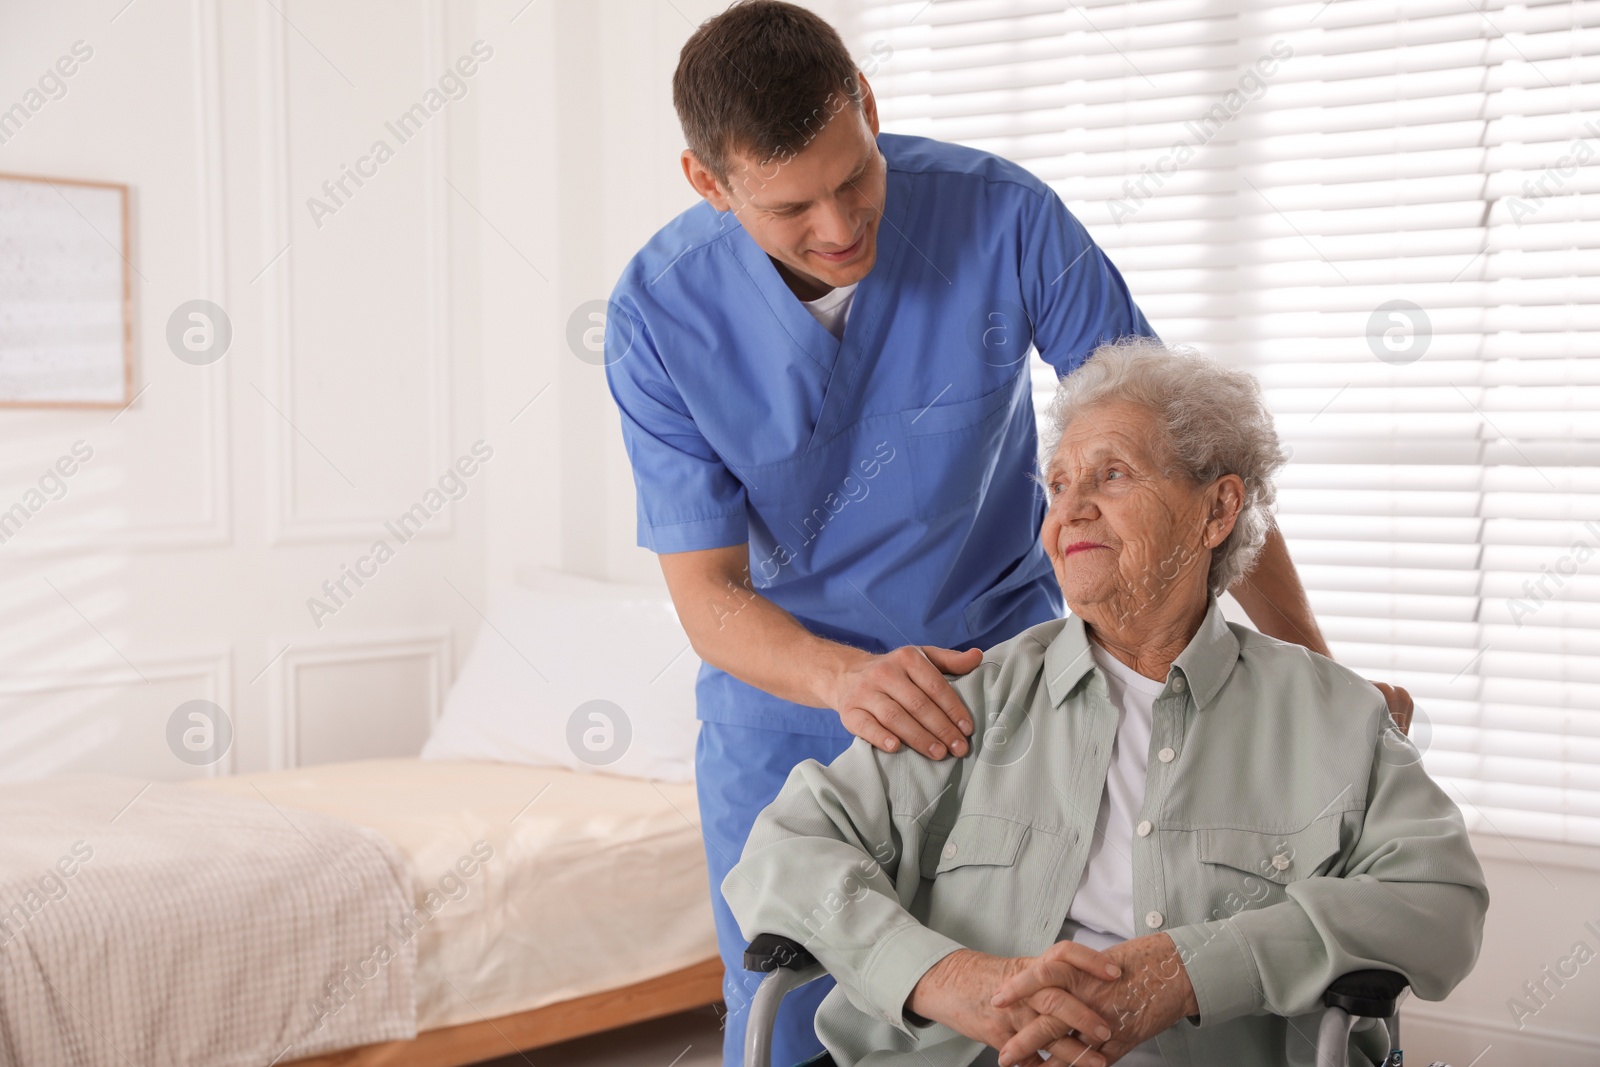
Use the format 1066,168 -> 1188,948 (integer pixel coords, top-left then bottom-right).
671,563 -> 868,709
1227,523 -> 1331,657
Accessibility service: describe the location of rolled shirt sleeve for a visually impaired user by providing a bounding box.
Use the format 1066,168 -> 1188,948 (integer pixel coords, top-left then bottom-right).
602,296 -> 749,553
1165,696 -> 1491,1028
720,733 -> 973,1041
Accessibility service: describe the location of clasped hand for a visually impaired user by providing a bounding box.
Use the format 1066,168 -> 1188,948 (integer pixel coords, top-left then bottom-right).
907,934 -> 1198,1067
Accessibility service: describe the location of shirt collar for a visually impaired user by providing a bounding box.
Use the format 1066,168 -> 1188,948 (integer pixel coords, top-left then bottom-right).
1044,594 -> 1241,711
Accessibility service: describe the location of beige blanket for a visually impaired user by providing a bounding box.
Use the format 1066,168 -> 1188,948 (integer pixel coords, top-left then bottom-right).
188,758 -> 720,1031
0,774 -> 416,1066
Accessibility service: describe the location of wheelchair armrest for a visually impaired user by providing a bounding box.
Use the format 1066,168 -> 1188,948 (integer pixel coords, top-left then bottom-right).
744,932 -> 819,973
1322,969 -> 1409,1018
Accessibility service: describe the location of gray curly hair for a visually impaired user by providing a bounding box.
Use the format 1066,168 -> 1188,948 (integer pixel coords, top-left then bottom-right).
1037,337 -> 1288,597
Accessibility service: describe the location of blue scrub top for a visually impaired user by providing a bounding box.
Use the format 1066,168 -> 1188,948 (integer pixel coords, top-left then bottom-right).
605,132 -> 1157,737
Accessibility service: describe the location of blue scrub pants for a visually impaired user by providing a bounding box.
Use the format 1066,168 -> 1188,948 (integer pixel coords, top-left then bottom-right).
696,719 -> 855,1067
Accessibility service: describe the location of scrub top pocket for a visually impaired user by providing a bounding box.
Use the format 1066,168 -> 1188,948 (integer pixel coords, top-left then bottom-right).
902,374 -> 1028,523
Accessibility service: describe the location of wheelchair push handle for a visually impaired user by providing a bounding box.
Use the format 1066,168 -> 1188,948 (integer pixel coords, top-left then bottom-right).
1322,968 -> 1409,1019
744,932 -> 818,973
742,934 -> 827,1067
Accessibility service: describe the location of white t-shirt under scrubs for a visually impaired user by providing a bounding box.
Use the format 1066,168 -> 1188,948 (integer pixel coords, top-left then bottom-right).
801,281 -> 858,340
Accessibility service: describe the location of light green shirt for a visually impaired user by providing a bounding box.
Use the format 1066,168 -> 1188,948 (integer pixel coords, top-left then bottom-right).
722,595 -> 1488,1067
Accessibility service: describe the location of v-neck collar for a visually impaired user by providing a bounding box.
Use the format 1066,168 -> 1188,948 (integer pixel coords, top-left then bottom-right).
724,149 -> 912,448
728,217 -> 860,371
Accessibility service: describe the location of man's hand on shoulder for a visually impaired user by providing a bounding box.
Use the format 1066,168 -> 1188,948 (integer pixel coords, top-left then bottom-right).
827,645 -> 981,760
1371,680 -> 1414,734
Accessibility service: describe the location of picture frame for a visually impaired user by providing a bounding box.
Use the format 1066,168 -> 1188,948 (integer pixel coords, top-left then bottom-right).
0,171 -> 132,408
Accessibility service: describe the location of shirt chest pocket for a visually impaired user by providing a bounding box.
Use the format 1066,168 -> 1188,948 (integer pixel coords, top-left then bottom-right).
920,812 -> 1029,879
1195,814 -> 1346,893
901,376 -> 1024,522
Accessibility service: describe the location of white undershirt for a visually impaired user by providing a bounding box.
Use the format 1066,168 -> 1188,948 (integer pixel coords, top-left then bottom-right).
1066,639 -> 1163,942
1045,638 -> 1169,1067
800,281 -> 858,340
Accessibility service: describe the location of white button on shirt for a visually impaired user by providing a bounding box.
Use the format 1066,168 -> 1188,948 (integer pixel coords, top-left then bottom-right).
1055,641 -> 1171,1067
1062,640 -> 1164,943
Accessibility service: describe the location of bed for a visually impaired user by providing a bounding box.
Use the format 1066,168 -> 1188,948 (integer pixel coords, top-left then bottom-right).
0,571 -> 724,1066
0,758 -> 720,1067
194,757 -> 722,1067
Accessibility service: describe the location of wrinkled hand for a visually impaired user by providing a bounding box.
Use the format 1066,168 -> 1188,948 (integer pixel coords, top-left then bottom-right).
991,935 -> 1198,1067
829,645 -> 982,760
907,946 -> 1121,1067
1371,681 -> 1414,735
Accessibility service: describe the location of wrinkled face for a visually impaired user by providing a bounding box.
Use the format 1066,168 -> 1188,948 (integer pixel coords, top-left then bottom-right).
1040,399 -> 1220,624
683,78 -> 887,299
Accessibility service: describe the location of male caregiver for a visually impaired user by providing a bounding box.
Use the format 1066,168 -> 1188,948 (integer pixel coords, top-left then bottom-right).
601,4 -> 1414,1066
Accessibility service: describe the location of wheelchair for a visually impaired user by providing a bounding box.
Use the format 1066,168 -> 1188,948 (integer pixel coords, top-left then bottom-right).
741,932 -> 1445,1067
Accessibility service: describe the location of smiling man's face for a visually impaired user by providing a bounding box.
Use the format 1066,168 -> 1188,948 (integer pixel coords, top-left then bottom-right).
682,75 -> 886,301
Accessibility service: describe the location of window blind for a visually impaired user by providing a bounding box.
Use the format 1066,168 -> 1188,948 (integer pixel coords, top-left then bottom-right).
845,0 -> 1600,845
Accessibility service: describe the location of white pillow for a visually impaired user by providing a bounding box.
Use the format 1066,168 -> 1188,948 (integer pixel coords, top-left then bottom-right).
420,569 -> 701,782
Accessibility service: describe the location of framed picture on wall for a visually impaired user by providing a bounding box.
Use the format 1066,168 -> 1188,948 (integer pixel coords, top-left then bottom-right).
0,172 -> 132,408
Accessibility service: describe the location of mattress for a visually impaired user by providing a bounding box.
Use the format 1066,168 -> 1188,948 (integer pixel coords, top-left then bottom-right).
185,758 -> 719,1031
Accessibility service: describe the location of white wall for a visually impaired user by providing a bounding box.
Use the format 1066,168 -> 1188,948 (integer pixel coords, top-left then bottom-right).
1406,840 -> 1600,1066
0,0 -> 842,757
474,0 -> 842,593
0,0 -> 490,777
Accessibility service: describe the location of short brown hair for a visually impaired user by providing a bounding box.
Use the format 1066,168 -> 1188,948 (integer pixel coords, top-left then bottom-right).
673,1 -> 863,184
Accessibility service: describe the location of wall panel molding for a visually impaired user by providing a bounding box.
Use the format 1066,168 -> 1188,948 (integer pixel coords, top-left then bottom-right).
0,646 -> 235,778
258,0 -> 454,547
265,625 -> 451,770
128,0 -> 232,549
6,0 -> 232,557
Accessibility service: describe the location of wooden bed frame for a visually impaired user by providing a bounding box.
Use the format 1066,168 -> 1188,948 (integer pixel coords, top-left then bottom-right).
283,956 -> 724,1067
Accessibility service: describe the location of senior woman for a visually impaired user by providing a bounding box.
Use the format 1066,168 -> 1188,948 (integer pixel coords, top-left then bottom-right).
722,338 -> 1488,1067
